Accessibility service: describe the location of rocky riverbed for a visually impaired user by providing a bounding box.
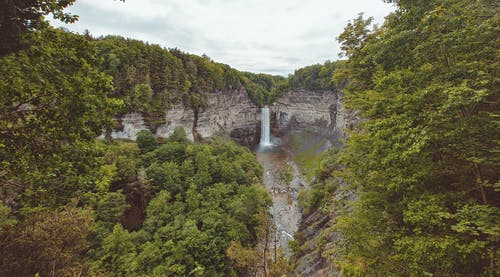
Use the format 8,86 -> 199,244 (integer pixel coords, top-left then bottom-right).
256,143 -> 306,257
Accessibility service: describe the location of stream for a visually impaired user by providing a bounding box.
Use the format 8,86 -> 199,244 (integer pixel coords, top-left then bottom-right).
255,144 -> 305,256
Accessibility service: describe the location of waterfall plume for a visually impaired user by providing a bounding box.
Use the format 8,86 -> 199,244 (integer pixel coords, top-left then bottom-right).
260,106 -> 271,147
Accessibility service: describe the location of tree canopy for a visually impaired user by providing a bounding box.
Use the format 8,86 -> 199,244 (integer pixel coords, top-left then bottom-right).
298,0 -> 499,275
0,0 -> 79,56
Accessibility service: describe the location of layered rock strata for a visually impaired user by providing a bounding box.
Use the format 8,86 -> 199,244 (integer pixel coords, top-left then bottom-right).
108,88 -> 261,146
271,89 -> 337,133
292,89 -> 359,276
106,88 -> 351,147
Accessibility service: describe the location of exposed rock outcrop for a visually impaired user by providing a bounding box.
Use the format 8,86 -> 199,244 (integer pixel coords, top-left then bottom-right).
270,88 -> 357,147
271,89 -> 337,133
105,88 -> 354,149
155,104 -> 196,141
108,88 -> 261,147
109,113 -> 148,140
331,89 -> 359,140
291,89 -> 359,276
194,88 -> 261,146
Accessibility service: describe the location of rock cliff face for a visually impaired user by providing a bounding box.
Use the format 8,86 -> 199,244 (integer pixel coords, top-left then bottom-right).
270,88 -> 357,145
109,113 -> 147,140
271,89 -> 337,132
291,89 -> 359,276
108,88 -> 349,146
108,88 -> 261,146
331,88 -> 359,140
194,88 -> 261,146
155,104 -> 195,140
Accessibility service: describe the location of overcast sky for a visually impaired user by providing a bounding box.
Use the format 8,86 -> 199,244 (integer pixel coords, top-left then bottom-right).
50,0 -> 395,76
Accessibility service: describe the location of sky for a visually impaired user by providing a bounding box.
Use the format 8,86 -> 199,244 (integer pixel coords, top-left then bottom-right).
50,0 -> 395,76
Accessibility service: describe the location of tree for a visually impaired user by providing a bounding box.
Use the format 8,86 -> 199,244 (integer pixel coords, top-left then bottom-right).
170,126 -> 188,142
0,24 -> 121,208
136,129 -> 157,153
98,224 -> 138,275
0,0 -> 77,56
0,204 -> 94,276
0,0 -> 126,56
227,209 -> 290,277
329,0 -> 500,275
126,83 -> 153,113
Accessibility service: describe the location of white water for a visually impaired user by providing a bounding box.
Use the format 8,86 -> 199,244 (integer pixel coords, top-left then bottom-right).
260,106 -> 271,146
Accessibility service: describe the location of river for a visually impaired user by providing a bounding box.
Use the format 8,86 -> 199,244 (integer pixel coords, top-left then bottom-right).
255,144 -> 305,256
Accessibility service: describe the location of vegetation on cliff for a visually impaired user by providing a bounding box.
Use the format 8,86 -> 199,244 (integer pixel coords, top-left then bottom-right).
92,35 -> 338,125
287,61 -> 337,92
92,35 -> 291,129
297,0 -> 499,275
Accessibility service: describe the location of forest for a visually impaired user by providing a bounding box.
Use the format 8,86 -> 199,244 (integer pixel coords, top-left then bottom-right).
296,0 -> 499,276
1,0 -> 499,276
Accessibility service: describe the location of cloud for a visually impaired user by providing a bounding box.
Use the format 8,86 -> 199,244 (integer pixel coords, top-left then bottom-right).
50,0 -> 395,75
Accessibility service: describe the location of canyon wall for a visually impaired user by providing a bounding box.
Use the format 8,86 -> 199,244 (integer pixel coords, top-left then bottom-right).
291,89 -> 359,277
270,88 -> 357,145
194,88 -> 261,146
271,89 -> 337,132
106,88 -> 353,147
107,88 -> 349,146
108,88 -> 261,146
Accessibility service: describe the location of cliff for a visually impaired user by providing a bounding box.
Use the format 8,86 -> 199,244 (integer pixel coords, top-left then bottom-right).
271,89 -> 337,133
291,89 -> 359,276
106,87 -> 351,147
107,88 -> 261,146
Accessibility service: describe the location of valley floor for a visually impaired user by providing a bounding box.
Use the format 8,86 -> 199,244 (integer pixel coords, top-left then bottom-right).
255,142 -> 307,257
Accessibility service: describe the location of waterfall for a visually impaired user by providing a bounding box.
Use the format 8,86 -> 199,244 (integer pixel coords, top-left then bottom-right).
260,106 -> 271,146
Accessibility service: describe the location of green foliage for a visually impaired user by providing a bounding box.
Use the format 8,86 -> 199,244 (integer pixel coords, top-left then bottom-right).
296,147 -> 341,215
98,224 -> 138,276
0,202 -> 16,233
94,36 -> 286,123
324,1 -> 500,275
0,204 -> 94,276
89,136 -> 269,276
226,209 -> 292,276
288,61 -> 337,91
0,6 -> 274,277
0,0 -> 78,56
0,24 -> 121,208
242,61 -> 339,109
169,126 -> 188,142
126,83 -> 153,113
242,73 -> 288,106
136,129 -> 157,153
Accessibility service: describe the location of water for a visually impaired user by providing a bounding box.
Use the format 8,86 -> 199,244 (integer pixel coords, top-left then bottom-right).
260,106 -> 271,147
256,146 -> 303,257
256,107 -> 305,257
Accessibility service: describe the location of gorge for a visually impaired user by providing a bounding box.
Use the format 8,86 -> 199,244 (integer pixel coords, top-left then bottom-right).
3,1 -> 497,275
3,1 -> 499,276
105,88 -> 349,147
103,83 -> 355,274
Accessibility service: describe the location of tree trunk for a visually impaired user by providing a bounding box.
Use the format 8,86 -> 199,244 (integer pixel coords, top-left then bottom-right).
473,164 -> 487,204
